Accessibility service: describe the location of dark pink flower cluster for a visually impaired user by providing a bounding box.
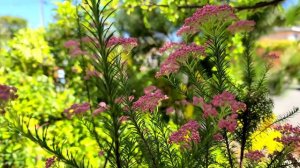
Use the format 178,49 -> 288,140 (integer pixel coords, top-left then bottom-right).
193,92 -> 246,132
274,124 -> 300,146
158,42 -> 182,53
93,102 -> 108,116
245,150 -> 265,161
267,51 -> 280,60
64,102 -> 90,118
156,43 -> 205,77
64,39 -> 87,57
218,114 -> 238,132
132,86 -> 168,112
176,26 -> 197,36
213,133 -> 223,141
211,91 -> 246,112
227,20 -> 256,33
45,156 -> 56,168
169,120 -> 200,148
0,84 -> 18,102
107,37 -> 138,48
193,91 -> 246,119
178,5 -> 236,36
166,106 -> 175,115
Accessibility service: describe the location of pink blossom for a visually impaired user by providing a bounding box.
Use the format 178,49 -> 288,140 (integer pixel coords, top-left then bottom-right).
212,91 -> 246,112
0,84 -> 18,102
155,59 -> 180,78
213,133 -> 223,141
245,150 -> 264,161
267,51 -> 280,60
202,103 -> 218,118
274,124 -> 300,146
183,5 -> 237,34
64,40 -> 79,48
144,86 -> 157,94
211,91 -> 235,107
64,102 -> 90,119
192,96 -> 204,106
218,114 -> 238,132
156,43 -> 205,77
133,86 -> 168,112
70,48 -> 87,57
166,106 -> 175,115
119,116 -> 129,123
107,37 -> 138,48
176,26 -> 197,36
227,20 -> 256,33
45,156 -> 56,168
93,101 -> 108,116
169,120 -> 200,148
159,42 -> 182,53
98,150 -> 104,157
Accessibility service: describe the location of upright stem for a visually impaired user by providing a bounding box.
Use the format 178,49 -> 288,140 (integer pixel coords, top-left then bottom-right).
224,132 -> 234,168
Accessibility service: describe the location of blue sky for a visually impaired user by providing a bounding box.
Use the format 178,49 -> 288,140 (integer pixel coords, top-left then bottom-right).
0,0 -> 298,28
0,0 -> 63,28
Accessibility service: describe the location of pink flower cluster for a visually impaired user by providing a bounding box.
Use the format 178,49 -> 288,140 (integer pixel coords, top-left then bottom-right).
107,37 -> 138,48
0,84 -> 18,102
64,39 -> 87,57
274,124 -> 300,146
45,156 -> 56,168
267,51 -> 280,60
193,91 -> 246,118
158,42 -> 182,53
211,91 -> 247,112
169,120 -> 200,148
64,102 -> 90,118
177,5 -> 236,36
245,150 -> 265,161
218,114 -> 238,132
227,20 -> 256,33
132,86 -> 168,112
156,43 -> 205,77
213,133 -> 223,141
166,106 -> 175,115
193,92 -> 246,132
176,26 -> 197,36
93,102 -> 109,116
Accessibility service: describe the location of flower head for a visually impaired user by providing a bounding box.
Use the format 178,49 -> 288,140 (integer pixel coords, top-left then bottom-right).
169,120 -> 200,148
176,26 -> 197,36
166,106 -> 175,115
159,42 -> 182,53
107,37 -> 138,48
133,86 -> 168,112
218,114 -> 238,132
45,156 -> 56,168
245,150 -> 264,162
0,84 -> 18,102
274,124 -> 300,146
156,43 -> 205,78
183,5 -> 236,35
93,101 -> 109,116
213,133 -> 223,141
64,102 -> 90,118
